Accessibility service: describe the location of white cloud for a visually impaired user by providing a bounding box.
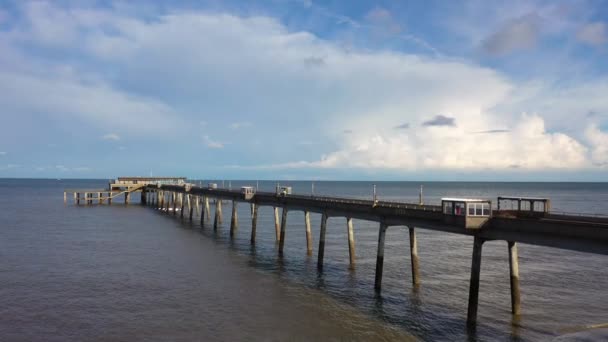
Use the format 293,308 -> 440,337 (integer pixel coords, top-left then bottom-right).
577,22 -> 607,46
0,151 -> 6,155
203,135 -> 224,149
102,133 -> 120,141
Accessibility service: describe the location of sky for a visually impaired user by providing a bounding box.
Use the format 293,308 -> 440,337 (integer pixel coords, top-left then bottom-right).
0,0 -> 607,181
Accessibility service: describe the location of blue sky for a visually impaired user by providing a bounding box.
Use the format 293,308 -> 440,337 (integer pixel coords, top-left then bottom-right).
0,0 -> 607,180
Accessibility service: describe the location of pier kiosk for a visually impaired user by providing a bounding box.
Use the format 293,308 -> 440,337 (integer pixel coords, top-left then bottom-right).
442,198 -> 492,229
497,196 -> 550,215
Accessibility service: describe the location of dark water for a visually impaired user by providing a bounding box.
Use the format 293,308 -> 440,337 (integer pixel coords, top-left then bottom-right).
1,179 -> 607,341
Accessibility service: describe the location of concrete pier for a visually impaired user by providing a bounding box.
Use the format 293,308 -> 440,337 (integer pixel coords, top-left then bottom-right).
374,223 -> 388,292
409,227 -> 420,287
347,217 -> 355,268
467,237 -> 485,326
508,241 -> 521,315
317,212 -> 328,269
65,179 -> 608,328
305,211 -> 313,256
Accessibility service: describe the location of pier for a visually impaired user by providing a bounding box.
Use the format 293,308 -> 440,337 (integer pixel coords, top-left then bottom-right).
65,178 -> 608,327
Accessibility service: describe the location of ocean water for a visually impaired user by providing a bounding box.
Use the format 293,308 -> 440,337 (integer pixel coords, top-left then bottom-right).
1,179 -> 607,341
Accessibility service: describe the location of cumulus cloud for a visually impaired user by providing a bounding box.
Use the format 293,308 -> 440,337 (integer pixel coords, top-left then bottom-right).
275,114 -> 589,170
577,22 -> 607,46
481,13 -> 540,55
102,133 -> 120,141
586,124 -> 608,166
394,123 -> 409,129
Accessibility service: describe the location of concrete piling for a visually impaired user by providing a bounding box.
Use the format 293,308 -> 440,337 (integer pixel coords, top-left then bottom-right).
409,227 -> 420,286
213,199 -> 222,230
305,211 -> 313,256
230,200 -> 238,237
172,192 -> 177,215
467,237 -> 485,327
317,212 -> 328,269
204,197 -> 210,222
180,193 -> 185,218
274,207 -> 281,242
188,195 -> 194,221
374,223 -> 388,292
347,217 -> 355,268
508,241 -> 521,315
64,192 -> 67,204
250,204 -> 258,244
278,208 -> 288,255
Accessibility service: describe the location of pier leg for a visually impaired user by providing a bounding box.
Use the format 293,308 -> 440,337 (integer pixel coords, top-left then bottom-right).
99,192 -> 103,204
188,195 -> 193,221
200,198 -> 205,227
250,204 -> 258,244
218,200 -> 223,223
347,217 -> 355,268
204,197 -> 210,222
305,211 -> 313,256
64,192 -> 67,204
195,196 -> 200,216
108,191 -> 112,205
76,193 -> 80,205
124,192 -> 129,204
213,199 -> 221,230
73,192 -> 77,205
230,200 -> 238,237
409,227 -> 420,287
172,192 -> 177,215
374,223 -> 388,292
158,191 -> 163,209
140,190 -> 145,205
278,208 -> 288,256
180,193 -> 185,218
467,237 -> 485,327
274,207 -> 281,242
317,212 -> 328,269
508,241 -> 521,315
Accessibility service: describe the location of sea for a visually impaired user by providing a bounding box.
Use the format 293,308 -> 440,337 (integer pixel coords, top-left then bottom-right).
1,179 -> 607,341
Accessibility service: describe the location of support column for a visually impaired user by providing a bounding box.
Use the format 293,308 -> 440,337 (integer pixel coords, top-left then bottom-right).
346,217 -> 355,268
108,191 -> 112,205
508,241 -> 521,315
76,192 -> 80,205
250,204 -> 258,244
140,190 -> 146,205
409,227 -> 420,286
200,198 -> 205,227
73,192 -> 77,204
172,192 -> 177,215
278,207 -> 288,256
274,207 -> 281,242
180,193 -> 185,218
159,191 -> 164,209
195,196 -> 200,216
213,199 -> 222,230
467,237 -> 485,327
99,192 -> 103,204
64,192 -> 67,204
317,212 -> 328,269
125,192 -> 130,204
188,195 -> 194,221
204,197 -> 210,222
230,200 -> 238,237
374,223 -> 388,292
304,211 -> 313,256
